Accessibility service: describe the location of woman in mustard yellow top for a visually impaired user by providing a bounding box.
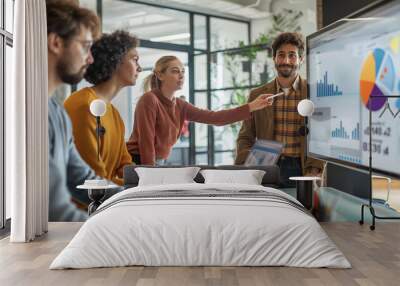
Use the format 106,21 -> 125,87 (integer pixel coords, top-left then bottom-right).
64,30 -> 142,185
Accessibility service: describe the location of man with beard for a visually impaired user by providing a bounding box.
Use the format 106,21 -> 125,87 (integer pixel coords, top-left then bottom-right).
235,32 -> 323,187
47,1 -> 101,221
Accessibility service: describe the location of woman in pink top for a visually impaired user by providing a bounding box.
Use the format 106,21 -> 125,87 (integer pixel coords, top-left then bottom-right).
126,56 -> 274,165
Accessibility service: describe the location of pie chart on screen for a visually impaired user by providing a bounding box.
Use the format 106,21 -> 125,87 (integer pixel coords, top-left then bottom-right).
360,48 -> 393,111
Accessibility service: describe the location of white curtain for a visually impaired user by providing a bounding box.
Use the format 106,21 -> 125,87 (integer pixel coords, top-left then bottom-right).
7,0 -> 48,242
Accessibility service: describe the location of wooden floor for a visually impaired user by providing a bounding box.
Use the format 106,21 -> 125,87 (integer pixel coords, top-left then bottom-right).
1,222 -> 399,286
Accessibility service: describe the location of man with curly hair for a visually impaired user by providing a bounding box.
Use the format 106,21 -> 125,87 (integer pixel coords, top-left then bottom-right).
235,32 -> 323,187
47,1 -> 101,221
64,30 -> 141,185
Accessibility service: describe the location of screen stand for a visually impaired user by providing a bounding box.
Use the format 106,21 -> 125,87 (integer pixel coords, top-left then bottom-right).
359,95 -> 400,230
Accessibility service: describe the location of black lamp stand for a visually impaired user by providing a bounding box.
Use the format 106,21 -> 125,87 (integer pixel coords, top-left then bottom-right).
95,116 -> 106,160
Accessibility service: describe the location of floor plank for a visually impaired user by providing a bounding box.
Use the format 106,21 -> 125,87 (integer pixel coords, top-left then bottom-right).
0,222 -> 399,286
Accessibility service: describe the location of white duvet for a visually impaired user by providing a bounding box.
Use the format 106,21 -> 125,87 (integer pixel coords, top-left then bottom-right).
50,183 -> 351,269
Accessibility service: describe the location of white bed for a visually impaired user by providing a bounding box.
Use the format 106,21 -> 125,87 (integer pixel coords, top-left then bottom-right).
50,183 -> 351,269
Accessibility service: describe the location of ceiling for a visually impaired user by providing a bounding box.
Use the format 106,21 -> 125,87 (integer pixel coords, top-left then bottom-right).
100,0 -> 272,20
85,0 -> 262,46
80,0 -> 315,47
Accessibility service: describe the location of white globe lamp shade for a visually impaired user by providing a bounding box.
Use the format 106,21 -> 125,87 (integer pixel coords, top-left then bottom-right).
90,99 -> 107,117
297,99 -> 315,117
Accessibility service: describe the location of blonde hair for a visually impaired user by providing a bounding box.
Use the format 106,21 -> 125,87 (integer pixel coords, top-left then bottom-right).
143,55 -> 179,92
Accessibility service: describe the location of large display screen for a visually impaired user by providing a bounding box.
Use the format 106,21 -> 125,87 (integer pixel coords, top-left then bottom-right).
307,0 -> 400,177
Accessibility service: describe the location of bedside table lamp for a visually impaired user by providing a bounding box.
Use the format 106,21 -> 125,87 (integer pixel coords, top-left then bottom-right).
289,99 -> 318,210
297,99 -> 315,117
89,99 -> 106,160
297,99 -> 315,136
77,99 -> 108,215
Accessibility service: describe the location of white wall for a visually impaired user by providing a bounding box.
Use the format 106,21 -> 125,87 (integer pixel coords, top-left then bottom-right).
251,0 -> 317,78
251,0 -> 317,39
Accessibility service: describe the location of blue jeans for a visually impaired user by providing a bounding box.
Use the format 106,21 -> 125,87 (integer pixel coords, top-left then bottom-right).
277,156 -> 302,188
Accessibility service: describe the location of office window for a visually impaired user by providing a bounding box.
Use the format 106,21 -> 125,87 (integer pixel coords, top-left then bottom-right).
210,18 -> 248,51
79,0 -> 97,12
215,151 -> 235,165
210,50 -> 251,90
194,54 -> 207,90
5,0 -> 14,33
193,15 -> 206,50
1,0 -> 14,229
212,89 -> 250,165
210,42 -> 274,91
251,49 -> 275,86
194,92 -> 208,164
0,38 -> 3,229
4,43 -> 11,220
103,0 -> 190,45
191,16 -> 250,165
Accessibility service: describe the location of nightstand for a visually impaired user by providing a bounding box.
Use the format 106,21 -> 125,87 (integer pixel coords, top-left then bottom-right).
289,176 -> 321,210
77,184 -> 119,215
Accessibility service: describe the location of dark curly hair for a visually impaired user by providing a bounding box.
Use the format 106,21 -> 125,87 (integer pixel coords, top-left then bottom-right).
85,30 -> 139,85
271,32 -> 304,58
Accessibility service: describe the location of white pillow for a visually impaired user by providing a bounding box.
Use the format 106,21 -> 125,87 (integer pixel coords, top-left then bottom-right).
135,167 -> 201,186
200,169 -> 266,185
